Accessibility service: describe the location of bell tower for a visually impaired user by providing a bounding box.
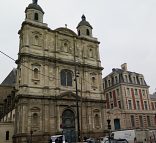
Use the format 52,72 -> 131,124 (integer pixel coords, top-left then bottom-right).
77,14 -> 93,37
25,0 -> 44,23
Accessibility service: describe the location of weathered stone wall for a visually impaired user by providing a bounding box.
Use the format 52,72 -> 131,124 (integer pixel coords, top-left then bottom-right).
0,122 -> 14,143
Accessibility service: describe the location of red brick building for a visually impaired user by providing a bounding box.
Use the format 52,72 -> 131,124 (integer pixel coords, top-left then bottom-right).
103,63 -> 156,130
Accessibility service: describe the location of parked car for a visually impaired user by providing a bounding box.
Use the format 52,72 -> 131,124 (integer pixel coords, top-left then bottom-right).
100,137 -> 128,143
49,135 -> 65,143
86,138 -> 96,143
100,136 -> 109,143
115,139 -> 128,143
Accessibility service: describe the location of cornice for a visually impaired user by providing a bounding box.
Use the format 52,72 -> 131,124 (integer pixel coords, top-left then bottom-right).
15,94 -> 106,103
16,53 -> 103,70
104,82 -> 149,92
19,21 -> 100,44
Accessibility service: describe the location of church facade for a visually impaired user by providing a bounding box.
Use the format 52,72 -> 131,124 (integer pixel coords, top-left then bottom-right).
13,0 -> 105,142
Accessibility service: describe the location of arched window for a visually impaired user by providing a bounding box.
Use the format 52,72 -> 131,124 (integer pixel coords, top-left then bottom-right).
94,114 -> 100,127
34,68 -> 39,79
61,69 -> 72,86
34,13 -> 39,21
6,131 -> 9,140
86,29 -> 90,36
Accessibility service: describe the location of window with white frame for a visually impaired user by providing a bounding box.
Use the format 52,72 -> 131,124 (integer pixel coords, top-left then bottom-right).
135,89 -> 138,96
144,101 -> 148,110
140,77 -> 144,85
116,89 -> 120,96
109,92 -> 112,98
139,115 -> 143,127
133,76 -> 136,84
127,88 -> 130,96
136,101 -> 140,110
118,101 -> 121,109
115,76 -> 118,84
125,75 -> 128,82
128,100 -> 132,109
147,116 -> 151,127
131,115 -> 135,127
142,90 -> 145,96
108,80 -> 111,87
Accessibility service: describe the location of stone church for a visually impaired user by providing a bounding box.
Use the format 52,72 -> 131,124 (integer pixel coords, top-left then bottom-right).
10,0 -> 105,142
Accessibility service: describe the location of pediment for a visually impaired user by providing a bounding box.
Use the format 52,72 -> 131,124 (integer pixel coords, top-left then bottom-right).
107,108 -> 122,114
55,27 -> 77,36
58,91 -> 80,100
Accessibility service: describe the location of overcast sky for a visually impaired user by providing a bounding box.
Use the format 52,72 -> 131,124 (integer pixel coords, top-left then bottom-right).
0,0 -> 156,93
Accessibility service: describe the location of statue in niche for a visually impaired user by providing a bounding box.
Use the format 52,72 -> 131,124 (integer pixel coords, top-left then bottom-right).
89,48 -> 94,58
64,42 -> 68,52
34,35 -> 39,45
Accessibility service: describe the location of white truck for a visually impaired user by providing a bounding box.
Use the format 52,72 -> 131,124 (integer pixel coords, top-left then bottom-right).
112,130 -> 135,143
112,129 -> 156,143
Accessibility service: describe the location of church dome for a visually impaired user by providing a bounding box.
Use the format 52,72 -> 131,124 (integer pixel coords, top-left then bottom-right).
77,15 -> 92,29
25,2 -> 44,14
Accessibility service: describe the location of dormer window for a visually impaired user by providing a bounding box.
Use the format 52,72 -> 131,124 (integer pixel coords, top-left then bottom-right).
133,76 -> 136,84
115,76 -> 118,84
108,80 -> 111,87
140,77 -> 144,85
124,75 -> 128,82
34,13 -> 39,21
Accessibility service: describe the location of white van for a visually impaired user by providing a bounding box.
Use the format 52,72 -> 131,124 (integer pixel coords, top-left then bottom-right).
50,135 -> 65,143
112,130 -> 135,143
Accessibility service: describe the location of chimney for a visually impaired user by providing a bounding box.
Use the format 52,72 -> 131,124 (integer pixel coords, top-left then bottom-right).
121,63 -> 127,71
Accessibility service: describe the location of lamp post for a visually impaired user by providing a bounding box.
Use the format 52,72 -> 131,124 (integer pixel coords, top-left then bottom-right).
107,119 -> 111,143
30,130 -> 33,143
75,64 -> 80,142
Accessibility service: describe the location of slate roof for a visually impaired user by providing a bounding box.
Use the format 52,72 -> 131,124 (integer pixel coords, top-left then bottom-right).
25,3 -> 44,14
77,15 -> 93,29
150,92 -> 156,99
1,68 -> 17,86
104,68 -> 147,86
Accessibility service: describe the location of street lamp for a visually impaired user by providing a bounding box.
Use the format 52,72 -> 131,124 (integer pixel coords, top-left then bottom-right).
107,119 -> 111,143
30,130 -> 33,143
75,64 -> 80,142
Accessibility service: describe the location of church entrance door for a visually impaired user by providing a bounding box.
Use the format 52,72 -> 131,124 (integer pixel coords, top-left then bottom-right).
62,109 -> 76,143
